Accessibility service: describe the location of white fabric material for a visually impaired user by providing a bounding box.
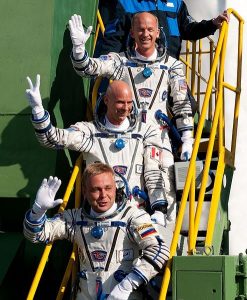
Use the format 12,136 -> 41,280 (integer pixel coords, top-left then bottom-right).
25,74 -> 45,117
31,111 -> 166,208
180,130 -> 193,161
151,210 -> 166,227
30,176 -> 63,221
104,116 -> 130,132
107,272 -> 144,299
71,50 -> 193,134
68,14 -> 92,60
107,279 -> 132,300
24,203 -> 170,300
71,47 -> 194,222
135,48 -> 158,61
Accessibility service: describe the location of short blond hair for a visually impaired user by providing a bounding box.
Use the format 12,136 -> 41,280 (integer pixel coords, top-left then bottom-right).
82,162 -> 115,188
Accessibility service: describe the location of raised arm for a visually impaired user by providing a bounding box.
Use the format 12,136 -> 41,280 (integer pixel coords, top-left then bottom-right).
68,14 -> 93,60
25,75 -> 94,152
26,74 -> 44,119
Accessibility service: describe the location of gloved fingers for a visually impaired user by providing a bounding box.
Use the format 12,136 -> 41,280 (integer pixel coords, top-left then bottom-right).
25,89 -> 31,98
181,151 -> 188,161
26,76 -> 33,90
53,178 -> 62,193
34,74 -> 40,90
70,14 -> 76,24
69,15 -> 78,32
72,14 -> 82,29
47,176 -> 62,193
151,211 -> 166,226
180,150 -> 192,161
68,19 -> 74,32
85,26 -> 93,38
41,178 -> 48,187
76,14 -> 83,28
52,198 -> 63,208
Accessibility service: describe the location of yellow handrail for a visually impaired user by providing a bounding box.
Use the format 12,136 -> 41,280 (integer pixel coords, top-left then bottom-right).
159,8 -> 243,299
56,155 -> 83,300
93,10 -> 105,52
26,154 -> 83,300
27,7 -> 244,300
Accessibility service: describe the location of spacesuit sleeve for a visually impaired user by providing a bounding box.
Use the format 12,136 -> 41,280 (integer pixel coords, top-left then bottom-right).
23,209 -> 78,244
178,1 -> 217,40
127,208 -> 170,283
71,51 -> 125,80
31,110 -> 94,152
143,124 -> 167,210
168,58 -> 194,133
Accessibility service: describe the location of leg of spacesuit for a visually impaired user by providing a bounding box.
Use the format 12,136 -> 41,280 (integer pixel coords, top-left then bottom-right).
160,149 -> 177,225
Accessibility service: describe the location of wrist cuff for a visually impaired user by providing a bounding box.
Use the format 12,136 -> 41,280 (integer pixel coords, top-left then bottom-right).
125,272 -> 144,290
72,45 -> 85,60
32,108 -> 45,120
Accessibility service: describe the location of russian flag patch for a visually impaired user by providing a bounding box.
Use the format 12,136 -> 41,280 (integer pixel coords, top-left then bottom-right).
137,223 -> 157,239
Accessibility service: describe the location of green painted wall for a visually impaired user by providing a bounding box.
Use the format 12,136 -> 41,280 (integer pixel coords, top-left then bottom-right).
0,1 -> 98,298
0,0 -> 98,199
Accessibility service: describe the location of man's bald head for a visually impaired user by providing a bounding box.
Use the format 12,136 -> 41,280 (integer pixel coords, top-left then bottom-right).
104,80 -> 133,126
131,12 -> 159,30
106,80 -> 132,100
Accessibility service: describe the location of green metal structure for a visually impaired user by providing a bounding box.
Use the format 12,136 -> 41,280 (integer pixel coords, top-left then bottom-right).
0,1 -> 246,300
0,1 -> 98,299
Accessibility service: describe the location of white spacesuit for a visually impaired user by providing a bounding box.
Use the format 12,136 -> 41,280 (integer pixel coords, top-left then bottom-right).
23,177 -> 170,300
71,43 -> 193,222
30,102 -> 166,210
72,47 -> 193,136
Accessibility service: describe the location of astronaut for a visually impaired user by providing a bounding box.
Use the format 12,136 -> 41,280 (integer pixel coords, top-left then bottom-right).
25,78 -> 167,221
23,162 -> 170,300
96,0 -> 229,59
69,12 -> 193,222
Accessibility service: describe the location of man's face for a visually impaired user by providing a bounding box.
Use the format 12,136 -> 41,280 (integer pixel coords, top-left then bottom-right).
131,13 -> 160,55
104,90 -> 133,125
84,172 -> 116,213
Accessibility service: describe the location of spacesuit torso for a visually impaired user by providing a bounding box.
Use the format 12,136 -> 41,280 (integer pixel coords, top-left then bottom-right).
24,201 -> 170,300
31,108 -> 165,209
72,47 -> 193,142
71,47 -> 193,219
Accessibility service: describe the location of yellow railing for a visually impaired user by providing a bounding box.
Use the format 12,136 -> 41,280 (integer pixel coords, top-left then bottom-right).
159,8 -> 244,300
27,8 -> 243,300
27,10 -> 105,298
26,154 -> 83,300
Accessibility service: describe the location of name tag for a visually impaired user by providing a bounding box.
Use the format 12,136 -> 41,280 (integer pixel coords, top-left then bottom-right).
135,164 -> 143,174
167,2 -> 174,7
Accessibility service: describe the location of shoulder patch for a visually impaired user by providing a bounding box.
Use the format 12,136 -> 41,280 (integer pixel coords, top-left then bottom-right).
99,55 -> 111,61
136,223 -> 157,239
178,79 -> 187,91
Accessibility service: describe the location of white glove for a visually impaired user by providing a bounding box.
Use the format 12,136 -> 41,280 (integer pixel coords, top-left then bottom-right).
151,210 -> 166,227
30,176 -> 63,221
107,273 -> 143,300
68,14 -> 92,59
26,74 -> 44,118
180,131 -> 193,161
